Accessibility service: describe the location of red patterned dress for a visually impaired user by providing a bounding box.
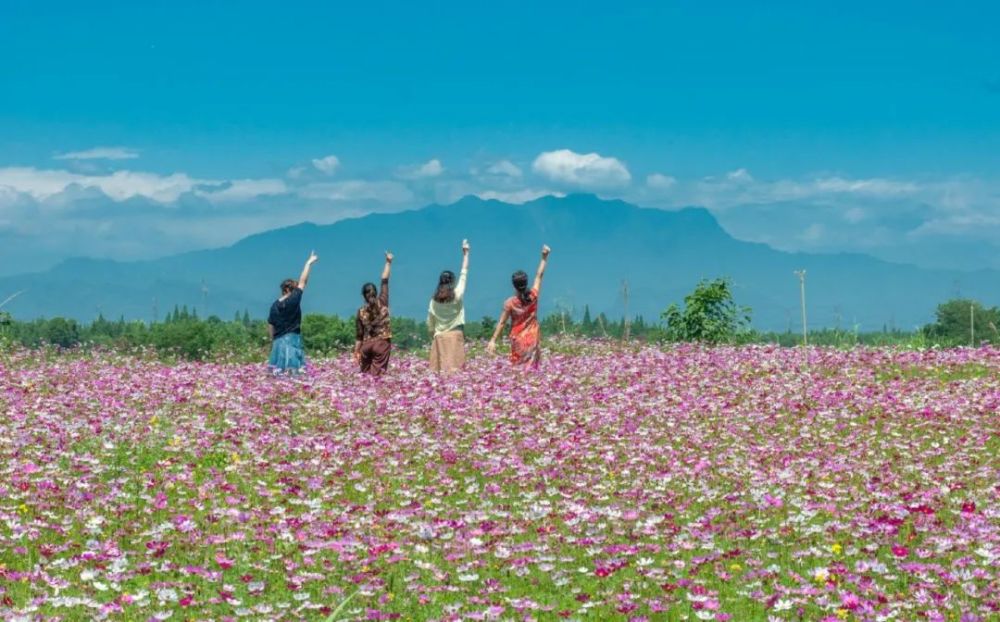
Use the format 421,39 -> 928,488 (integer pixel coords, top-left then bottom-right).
504,288 -> 541,368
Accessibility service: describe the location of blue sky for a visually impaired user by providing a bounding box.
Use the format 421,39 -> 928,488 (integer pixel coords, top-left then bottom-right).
1,1 -> 999,273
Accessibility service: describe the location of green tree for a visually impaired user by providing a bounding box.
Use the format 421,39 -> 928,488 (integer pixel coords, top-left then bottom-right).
923,298 -> 1000,346
0,311 -> 12,346
150,319 -> 213,360
301,314 -> 355,354
661,278 -> 752,344
581,305 -> 593,336
42,317 -> 81,348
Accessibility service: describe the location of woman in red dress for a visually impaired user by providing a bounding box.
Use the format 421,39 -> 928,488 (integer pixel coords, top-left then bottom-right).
487,245 -> 551,368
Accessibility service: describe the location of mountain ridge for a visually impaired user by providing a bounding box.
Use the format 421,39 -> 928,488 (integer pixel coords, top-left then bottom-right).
1,194 -> 995,330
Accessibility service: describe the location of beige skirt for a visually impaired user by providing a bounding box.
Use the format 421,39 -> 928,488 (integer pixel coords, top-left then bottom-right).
430,329 -> 465,372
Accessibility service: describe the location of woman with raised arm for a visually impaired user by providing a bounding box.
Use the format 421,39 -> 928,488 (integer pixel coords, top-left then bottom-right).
354,251 -> 394,375
427,239 -> 470,373
487,245 -> 551,368
267,250 -> 318,374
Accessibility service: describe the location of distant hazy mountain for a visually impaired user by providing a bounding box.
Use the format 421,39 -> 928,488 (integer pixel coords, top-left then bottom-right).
2,194 -> 997,330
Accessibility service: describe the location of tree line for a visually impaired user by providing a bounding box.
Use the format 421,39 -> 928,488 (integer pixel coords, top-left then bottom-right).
0,280 -> 996,359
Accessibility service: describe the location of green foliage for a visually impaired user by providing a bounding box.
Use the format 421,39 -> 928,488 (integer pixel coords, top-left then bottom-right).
150,319 -> 214,360
661,278 -> 752,344
923,298 -> 1000,347
477,315 -> 496,341
41,317 -> 81,348
8,294 -> 1000,359
301,314 -> 355,354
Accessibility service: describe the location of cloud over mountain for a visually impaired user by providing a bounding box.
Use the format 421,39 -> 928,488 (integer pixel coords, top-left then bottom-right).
396,159 -> 444,180
532,149 -> 631,188
3,151 -> 1000,278
310,155 -> 341,175
54,146 -> 140,161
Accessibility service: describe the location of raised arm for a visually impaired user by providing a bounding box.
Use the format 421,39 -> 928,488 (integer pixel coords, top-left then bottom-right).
486,308 -> 511,355
380,251 -> 393,304
454,239 -> 470,300
298,250 -> 319,290
381,251 -> 393,281
532,244 -> 551,294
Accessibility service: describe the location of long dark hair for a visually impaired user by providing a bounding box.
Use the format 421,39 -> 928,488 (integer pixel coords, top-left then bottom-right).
512,270 -> 534,305
361,282 -> 377,307
433,270 -> 456,303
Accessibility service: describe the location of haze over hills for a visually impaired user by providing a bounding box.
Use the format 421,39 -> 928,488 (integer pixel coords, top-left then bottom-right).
1,194 -> 996,331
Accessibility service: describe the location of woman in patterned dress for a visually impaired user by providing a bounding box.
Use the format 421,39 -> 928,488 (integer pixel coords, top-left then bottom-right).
487,245 -> 551,368
354,251 -> 393,375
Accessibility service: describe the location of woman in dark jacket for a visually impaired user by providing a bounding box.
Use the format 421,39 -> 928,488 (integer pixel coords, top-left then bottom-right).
267,251 -> 318,374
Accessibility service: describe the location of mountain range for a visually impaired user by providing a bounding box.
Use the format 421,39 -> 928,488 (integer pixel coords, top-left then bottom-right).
2,194 -> 996,331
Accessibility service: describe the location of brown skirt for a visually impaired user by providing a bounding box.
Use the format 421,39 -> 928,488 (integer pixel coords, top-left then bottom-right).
359,338 -> 391,376
429,329 -> 465,373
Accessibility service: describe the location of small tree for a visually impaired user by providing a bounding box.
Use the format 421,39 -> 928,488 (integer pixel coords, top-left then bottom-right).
661,278 -> 751,344
42,317 -> 81,348
924,298 -> 1000,346
0,311 -> 11,345
479,316 -> 496,341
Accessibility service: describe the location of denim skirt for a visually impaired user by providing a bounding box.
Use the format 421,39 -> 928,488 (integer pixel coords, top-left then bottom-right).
268,332 -> 306,372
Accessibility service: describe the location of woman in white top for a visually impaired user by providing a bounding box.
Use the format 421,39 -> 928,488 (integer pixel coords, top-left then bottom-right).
427,239 -> 470,372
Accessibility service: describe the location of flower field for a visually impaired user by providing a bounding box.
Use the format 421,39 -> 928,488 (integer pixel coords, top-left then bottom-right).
0,344 -> 997,621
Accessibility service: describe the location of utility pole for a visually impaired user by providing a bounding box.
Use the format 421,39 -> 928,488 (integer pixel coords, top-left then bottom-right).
970,303 -> 975,347
200,279 -> 209,316
794,270 -> 808,347
621,279 -> 631,343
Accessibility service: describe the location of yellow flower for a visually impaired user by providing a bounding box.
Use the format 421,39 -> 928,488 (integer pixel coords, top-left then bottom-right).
836,608 -> 849,619
831,543 -> 843,555
729,563 -> 742,572
18,503 -> 29,514
231,452 -> 241,464
149,415 -> 159,425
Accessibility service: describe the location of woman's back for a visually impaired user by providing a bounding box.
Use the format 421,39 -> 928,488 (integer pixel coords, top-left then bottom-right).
427,267 -> 467,335
504,288 -> 539,333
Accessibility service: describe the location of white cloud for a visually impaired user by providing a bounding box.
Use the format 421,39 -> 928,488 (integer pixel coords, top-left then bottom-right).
812,177 -> 918,196
299,180 -> 414,203
646,173 -> 677,189
476,189 -> 564,204
843,207 -> 866,224
397,159 -> 444,180
0,167 -> 203,203
800,223 -> 825,242
486,160 -> 522,178
532,149 -> 631,187
311,155 -> 341,175
196,179 -> 288,203
0,167 -> 291,205
726,168 -> 754,183
673,171 -> 932,211
54,146 -> 140,161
